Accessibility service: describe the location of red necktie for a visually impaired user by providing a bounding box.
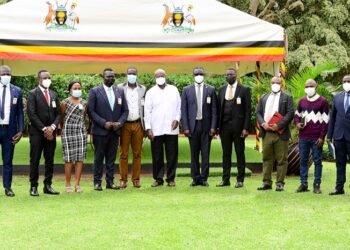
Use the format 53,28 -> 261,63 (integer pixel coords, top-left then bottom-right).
44,89 -> 49,105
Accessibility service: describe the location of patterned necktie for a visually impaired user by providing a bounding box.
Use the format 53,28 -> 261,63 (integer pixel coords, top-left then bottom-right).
44,89 -> 49,105
0,85 -> 6,119
108,88 -> 115,110
345,94 -> 350,113
196,84 -> 202,119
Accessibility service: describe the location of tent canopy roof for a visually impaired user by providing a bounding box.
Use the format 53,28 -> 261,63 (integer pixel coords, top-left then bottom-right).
0,0 -> 285,76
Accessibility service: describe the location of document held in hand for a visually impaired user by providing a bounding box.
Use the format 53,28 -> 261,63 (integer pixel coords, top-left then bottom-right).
267,112 -> 285,134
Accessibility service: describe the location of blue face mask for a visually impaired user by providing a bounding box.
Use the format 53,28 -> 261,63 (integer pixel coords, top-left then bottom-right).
127,74 -> 137,84
71,89 -> 82,98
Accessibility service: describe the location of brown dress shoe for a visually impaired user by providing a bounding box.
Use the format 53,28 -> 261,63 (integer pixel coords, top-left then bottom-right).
119,180 -> 127,189
132,180 -> 141,188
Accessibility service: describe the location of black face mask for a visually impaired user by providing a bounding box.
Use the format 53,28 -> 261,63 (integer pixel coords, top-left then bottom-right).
226,76 -> 236,85
104,78 -> 115,87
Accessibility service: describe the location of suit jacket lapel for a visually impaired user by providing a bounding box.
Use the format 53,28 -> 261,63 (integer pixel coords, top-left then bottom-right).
221,85 -> 228,107
278,92 -> 284,113
233,84 -> 241,102
202,84 -> 208,109
36,87 -> 48,107
98,85 -> 111,110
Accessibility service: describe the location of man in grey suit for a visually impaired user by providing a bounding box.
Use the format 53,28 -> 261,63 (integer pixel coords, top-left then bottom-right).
88,68 -> 129,191
256,76 -> 294,192
118,67 -> 146,188
181,67 -> 217,186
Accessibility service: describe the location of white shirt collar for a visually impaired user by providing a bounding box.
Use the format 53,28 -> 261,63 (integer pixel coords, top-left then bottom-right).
306,94 -> 320,102
228,81 -> 237,88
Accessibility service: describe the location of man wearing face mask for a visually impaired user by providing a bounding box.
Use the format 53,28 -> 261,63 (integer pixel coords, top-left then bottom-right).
144,69 -> 181,187
256,76 -> 294,192
117,67 -> 146,188
88,68 -> 128,191
327,74 -> 350,195
0,65 -> 24,197
27,70 -> 61,196
181,67 -> 217,186
294,79 -> 329,194
217,67 -> 251,188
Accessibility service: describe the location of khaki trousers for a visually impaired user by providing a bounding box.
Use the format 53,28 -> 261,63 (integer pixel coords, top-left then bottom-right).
119,121 -> 144,182
262,131 -> 288,185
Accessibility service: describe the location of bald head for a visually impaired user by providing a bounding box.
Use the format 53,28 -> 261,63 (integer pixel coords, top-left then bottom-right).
154,69 -> 166,78
0,65 -> 11,76
271,76 -> 281,85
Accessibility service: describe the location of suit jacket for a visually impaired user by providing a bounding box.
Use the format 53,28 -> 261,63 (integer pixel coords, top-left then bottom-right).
6,84 -> 24,137
118,82 -> 146,129
217,82 -> 251,133
88,84 -> 129,136
327,92 -> 350,141
27,87 -> 60,136
256,91 -> 294,141
181,83 -> 218,134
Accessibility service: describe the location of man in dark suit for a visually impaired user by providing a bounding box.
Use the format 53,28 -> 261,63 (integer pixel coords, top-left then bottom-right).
327,74 -> 350,195
27,70 -> 61,196
256,76 -> 294,192
0,65 -> 24,197
181,67 -> 217,186
217,68 -> 251,188
88,68 -> 128,191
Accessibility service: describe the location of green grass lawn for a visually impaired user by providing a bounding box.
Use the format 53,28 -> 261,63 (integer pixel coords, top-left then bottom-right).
1,163 -> 349,249
13,137 -> 262,165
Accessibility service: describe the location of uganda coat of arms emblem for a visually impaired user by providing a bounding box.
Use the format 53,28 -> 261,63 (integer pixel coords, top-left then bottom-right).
44,1 -> 79,31
161,3 -> 196,33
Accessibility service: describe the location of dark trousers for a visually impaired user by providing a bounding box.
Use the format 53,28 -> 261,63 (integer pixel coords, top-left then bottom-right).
334,138 -> 350,190
29,134 -> 56,187
151,134 -> 178,184
93,132 -> 119,185
299,138 -> 323,186
188,120 -> 211,182
220,123 -> 246,183
0,126 -> 15,189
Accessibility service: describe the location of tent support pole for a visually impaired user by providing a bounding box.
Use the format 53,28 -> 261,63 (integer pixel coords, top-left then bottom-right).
255,61 -> 261,152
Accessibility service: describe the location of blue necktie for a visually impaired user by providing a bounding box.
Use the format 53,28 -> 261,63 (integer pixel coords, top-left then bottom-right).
0,85 -> 6,119
345,94 -> 350,113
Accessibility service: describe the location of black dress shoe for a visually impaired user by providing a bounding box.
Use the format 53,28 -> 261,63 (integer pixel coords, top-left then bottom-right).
94,184 -> 103,191
30,187 -> 39,196
329,189 -> 345,195
106,183 -> 120,190
190,181 -> 200,187
234,182 -> 244,188
167,181 -> 176,187
201,181 -> 209,187
216,181 -> 230,187
5,188 -> 15,197
257,184 -> 272,191
43,185 -> 60,195
296,184 -> 309,193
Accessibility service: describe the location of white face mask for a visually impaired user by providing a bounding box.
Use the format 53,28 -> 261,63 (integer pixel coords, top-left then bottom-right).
271,83 -> 281,93
343,83 -> 350,93
0,75 -> 11,86
305,87 -> 316,97
127,74 -> 137,84
71,89 -> 82,98
156,77 -> 166,86
194,75 -> 204,84
42,79 -> 51,89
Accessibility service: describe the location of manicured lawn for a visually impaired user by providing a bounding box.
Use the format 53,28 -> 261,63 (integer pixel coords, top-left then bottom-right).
0,163 -> 349,249
13,137 -> 262,165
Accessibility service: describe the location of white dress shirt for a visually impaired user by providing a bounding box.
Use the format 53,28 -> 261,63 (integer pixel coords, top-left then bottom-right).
126,85 -> 140,121
225,81 -> 237,100
103,84 -> 115,108
144,84 -> 181,136
264,91 -> 281,122
0,84 -> 11,125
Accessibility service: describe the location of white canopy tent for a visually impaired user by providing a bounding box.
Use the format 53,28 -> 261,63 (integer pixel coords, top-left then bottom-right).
0,0 -> 285,76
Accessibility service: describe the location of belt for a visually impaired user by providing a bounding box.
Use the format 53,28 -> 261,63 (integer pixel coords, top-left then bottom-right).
126,119 -> 141,124
0,124 -> 9,128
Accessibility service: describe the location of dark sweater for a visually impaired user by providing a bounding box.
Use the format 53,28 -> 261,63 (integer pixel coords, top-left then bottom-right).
294,95 -> 329,140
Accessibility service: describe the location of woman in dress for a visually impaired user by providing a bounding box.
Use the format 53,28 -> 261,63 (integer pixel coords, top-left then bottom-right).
61,80 -> 87,193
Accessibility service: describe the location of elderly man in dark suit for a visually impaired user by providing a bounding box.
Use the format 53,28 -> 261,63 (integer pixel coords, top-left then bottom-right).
217,68 -> 251,188
327,74 -> 350,195
181,67 -> 217,186
256,76 -> 294,192
0,65 -> 24,197
27,70 -> 61,196
88,68 -> 128,191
